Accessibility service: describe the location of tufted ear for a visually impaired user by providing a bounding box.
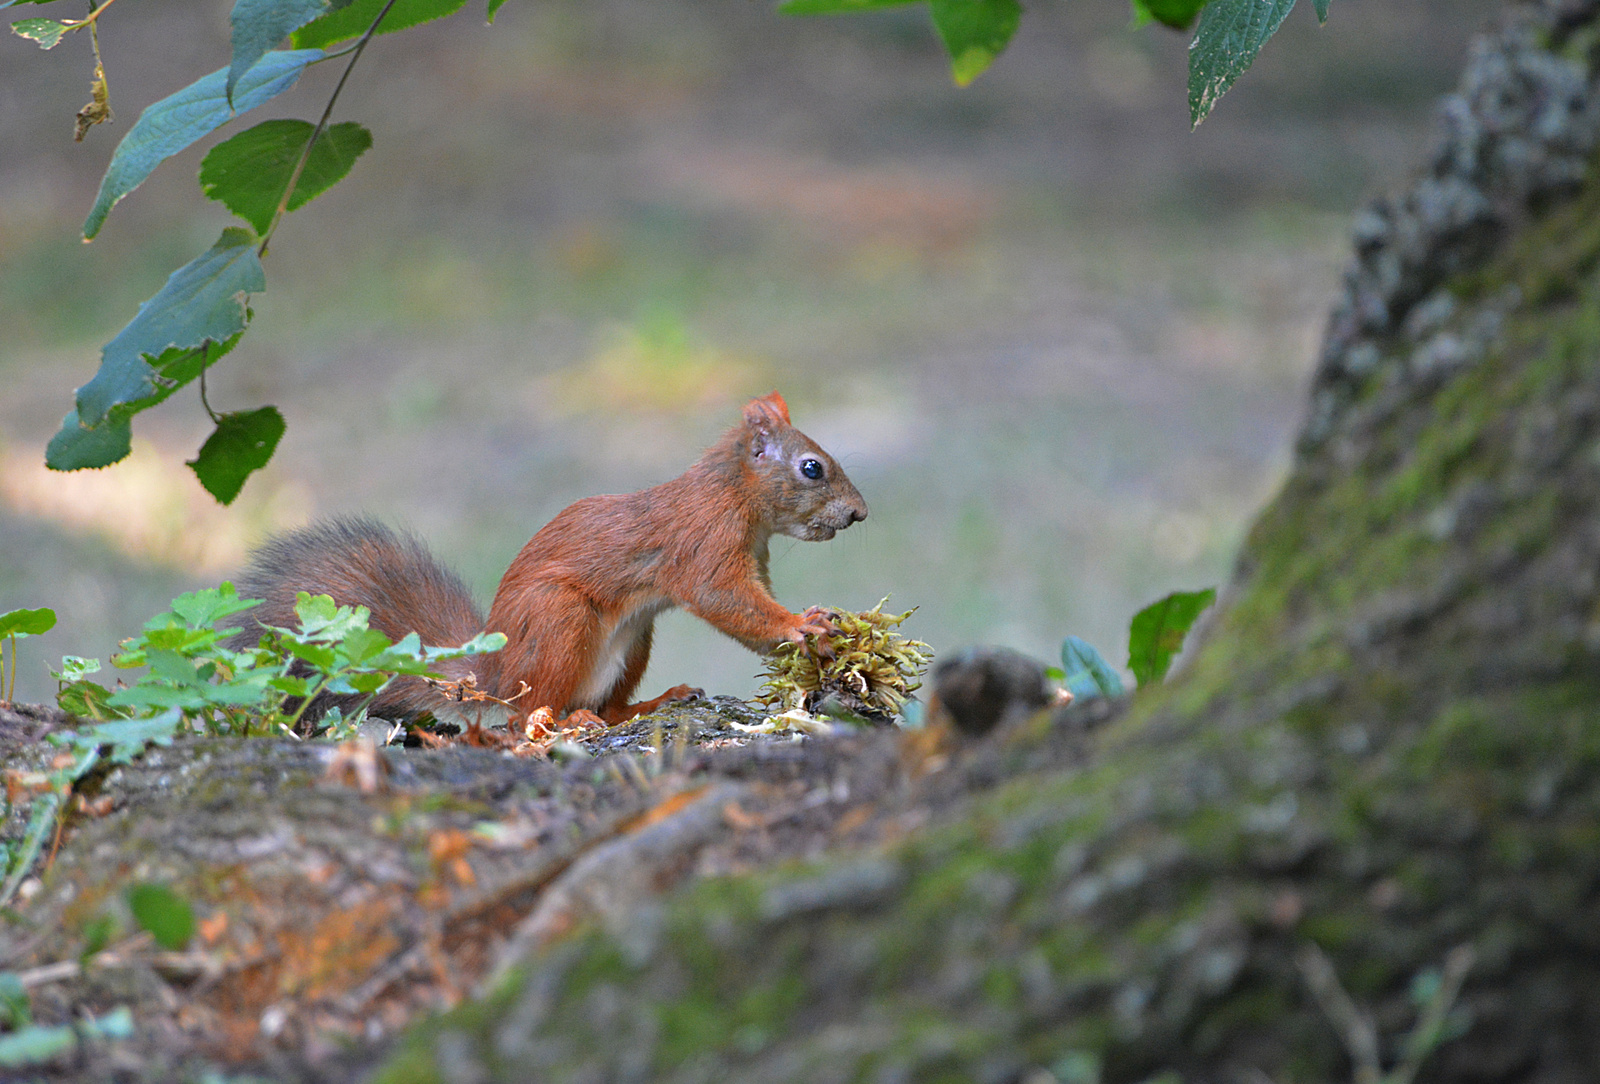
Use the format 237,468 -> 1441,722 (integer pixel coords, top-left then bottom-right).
742,392 -> 791,432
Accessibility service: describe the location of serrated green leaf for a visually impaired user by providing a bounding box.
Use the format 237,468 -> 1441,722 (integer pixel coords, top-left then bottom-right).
127,882 -> 195,950
292,0 -> 468,50
271,674 -> 317,697
51,656 -> 101,683
49,333 -> 240,473
227,0 -> 353,103
778,0 -> 920,13
10,16 -> 66,47
1060,635 -> 1125,700
74,230 -> 263,429
56,679 -> 121,720
288,592 -> 359,637
45,407 -> 132,471
68,712 -> 183,764
0,607 -> 56,639
928,0 -> 1020,86
167,584 -> 263,629
282,640 -> 339,671
1188,0 -> 1296,127
339,671 -> 390,694
186,405 -> 286,504
200,120 -> 372,235
1127,587 -> 1217,687
1130,0 -> 1209,31
83,49 -> 323,240
338,625 -> 393,666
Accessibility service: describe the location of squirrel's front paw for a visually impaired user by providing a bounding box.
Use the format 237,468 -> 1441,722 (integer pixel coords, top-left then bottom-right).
790,606 -> 839,658
659,683 -> 705,703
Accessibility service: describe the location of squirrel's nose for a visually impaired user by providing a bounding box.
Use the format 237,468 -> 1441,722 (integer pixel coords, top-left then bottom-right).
847,503 -> 867,525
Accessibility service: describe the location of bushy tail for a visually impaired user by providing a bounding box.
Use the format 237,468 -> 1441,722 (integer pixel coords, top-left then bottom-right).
225,516 -> 488,719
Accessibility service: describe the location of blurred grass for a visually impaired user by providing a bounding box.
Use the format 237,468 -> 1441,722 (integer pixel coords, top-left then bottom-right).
0,0 -> 1498,705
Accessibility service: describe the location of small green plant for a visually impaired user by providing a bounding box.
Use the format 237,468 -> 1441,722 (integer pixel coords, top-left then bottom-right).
0,607 -> 56,705
1054,586 -> 1217,700
56,584 -> 505,738
0,586 -> 506,906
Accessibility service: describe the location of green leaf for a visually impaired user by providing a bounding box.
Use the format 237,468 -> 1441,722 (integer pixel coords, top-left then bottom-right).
338,671 -> 391,695
51,656 -> 101,683
1127,587 -> 1217,687
56,679 -> 122,721
126,882 -> 195,950
293,0 -> 468,50
1060,635 -> 1125,700
778,0 -> 920,12
83,49 -> 323,240
46,408 -> 133,471
50,334 -> 244,473
0,607 -> 56,639
74,230 -> 263,429
1130,0 -> 1209,30
227,0 -> 355,103
186,405 -> 286,504
338,625 -> 394,666
271,674 -> 317,697
0,1022 -> 75,1068
281,639 -> 339,672
1188,0 -> 1296,127
927,0 -> 1020,86
0,973 -> 28,1030
66,712 -> 184,764
167,584 -> 264,629
486,0 -> 509,21
1311,0 -> 1329,22
200,120 -> 372,235
10,16 -> 67,47
286,592 -> 359,639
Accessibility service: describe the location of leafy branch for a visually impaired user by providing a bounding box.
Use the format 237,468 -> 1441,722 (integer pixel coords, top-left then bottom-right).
31,0 -> 471,503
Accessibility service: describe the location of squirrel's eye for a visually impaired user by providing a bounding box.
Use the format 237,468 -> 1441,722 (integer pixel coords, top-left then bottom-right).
800,458 -> 824,480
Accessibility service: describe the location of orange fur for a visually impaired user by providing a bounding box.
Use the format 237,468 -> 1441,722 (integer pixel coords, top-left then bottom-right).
228,393 -> 868,725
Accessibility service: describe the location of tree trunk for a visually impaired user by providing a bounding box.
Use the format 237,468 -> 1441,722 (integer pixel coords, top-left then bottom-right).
369,2 -> 1600,1080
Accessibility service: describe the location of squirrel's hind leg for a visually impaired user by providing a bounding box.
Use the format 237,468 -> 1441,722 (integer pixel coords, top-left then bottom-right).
596,627 -> 703,725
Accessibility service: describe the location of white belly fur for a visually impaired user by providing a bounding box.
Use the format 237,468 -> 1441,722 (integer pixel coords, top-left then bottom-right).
575,599 -> 672,708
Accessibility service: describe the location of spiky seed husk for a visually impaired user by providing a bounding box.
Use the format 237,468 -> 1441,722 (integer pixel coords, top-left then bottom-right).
755,598 -> 932,724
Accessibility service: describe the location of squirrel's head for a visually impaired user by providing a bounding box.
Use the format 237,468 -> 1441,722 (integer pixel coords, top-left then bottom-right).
741,392 -> 868,541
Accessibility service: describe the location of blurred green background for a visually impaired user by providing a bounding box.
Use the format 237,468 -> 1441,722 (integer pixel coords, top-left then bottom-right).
0,0 -> 1497,706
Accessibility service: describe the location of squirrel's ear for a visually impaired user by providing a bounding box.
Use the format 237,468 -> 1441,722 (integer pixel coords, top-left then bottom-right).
743,392 -> 791,431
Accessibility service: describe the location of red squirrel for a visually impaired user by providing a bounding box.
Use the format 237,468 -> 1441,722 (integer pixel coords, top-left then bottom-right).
226,392 -> 868,726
